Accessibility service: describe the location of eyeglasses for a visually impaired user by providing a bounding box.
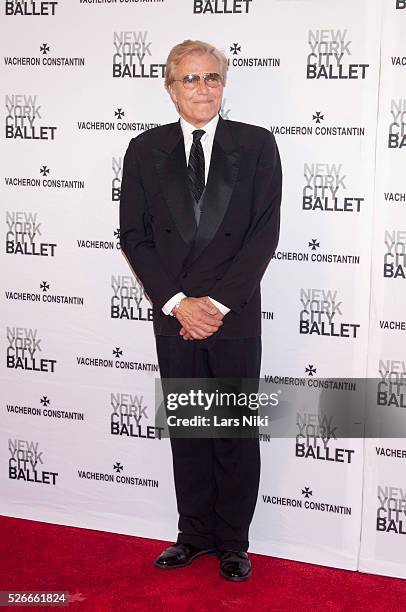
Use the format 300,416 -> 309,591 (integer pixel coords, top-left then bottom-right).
172,72 -> 223,90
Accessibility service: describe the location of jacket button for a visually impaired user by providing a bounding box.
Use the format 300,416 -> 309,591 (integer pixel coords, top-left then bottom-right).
165,228 -> 171,233
225,232 -> 231,236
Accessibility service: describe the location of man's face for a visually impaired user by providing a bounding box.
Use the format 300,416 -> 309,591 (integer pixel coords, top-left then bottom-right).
168,52 -> 224,128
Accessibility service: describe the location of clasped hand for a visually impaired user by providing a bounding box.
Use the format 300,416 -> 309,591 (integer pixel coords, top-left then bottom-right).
174,296 -> 224,340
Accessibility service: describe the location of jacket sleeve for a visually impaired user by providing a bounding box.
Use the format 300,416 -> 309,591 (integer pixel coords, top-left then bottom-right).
208,131 -> 282,315
119,138 -> 182,309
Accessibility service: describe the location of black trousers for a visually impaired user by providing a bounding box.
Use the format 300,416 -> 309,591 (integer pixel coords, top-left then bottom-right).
155,334 -> 261,552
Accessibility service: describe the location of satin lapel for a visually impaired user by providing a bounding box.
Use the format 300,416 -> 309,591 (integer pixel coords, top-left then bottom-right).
153,132 -> 197,246
183,121 -> 241,268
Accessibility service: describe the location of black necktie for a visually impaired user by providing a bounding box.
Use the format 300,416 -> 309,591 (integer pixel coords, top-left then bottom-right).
188,129 -> 205,205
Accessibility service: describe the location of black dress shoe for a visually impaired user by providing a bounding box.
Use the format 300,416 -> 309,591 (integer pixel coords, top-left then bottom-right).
154,543 -> 216,569
218,550 -> 252,582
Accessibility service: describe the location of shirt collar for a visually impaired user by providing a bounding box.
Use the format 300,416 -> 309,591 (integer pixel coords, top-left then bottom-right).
179,113 -> 219,143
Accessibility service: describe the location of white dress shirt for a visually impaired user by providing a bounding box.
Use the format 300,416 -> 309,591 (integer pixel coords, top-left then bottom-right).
161,113 -> 230,317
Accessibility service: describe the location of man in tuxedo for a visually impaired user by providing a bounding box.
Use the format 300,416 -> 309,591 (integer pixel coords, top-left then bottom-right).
120,39 -> 282,581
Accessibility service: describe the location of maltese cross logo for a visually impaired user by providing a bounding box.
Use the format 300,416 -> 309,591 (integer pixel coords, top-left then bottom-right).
305,365 -> 317,377
308,239 -> 320,251
312,111 -> 324,123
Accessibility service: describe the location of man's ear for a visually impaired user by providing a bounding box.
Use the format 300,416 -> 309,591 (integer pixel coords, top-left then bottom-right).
167,83 -> 178,105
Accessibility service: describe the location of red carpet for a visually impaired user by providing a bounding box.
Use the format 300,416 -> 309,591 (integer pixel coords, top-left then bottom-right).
0,515 -> 404,611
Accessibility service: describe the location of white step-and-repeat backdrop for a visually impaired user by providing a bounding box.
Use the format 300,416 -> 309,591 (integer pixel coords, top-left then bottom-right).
1,0 -> 405,579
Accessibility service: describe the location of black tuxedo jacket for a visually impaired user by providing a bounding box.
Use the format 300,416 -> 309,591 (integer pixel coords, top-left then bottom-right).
119,116 -> 282,339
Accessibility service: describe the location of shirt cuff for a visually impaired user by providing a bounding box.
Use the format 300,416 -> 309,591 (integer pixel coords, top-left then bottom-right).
207,296 -> 230,315
162,292 -> 187,316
